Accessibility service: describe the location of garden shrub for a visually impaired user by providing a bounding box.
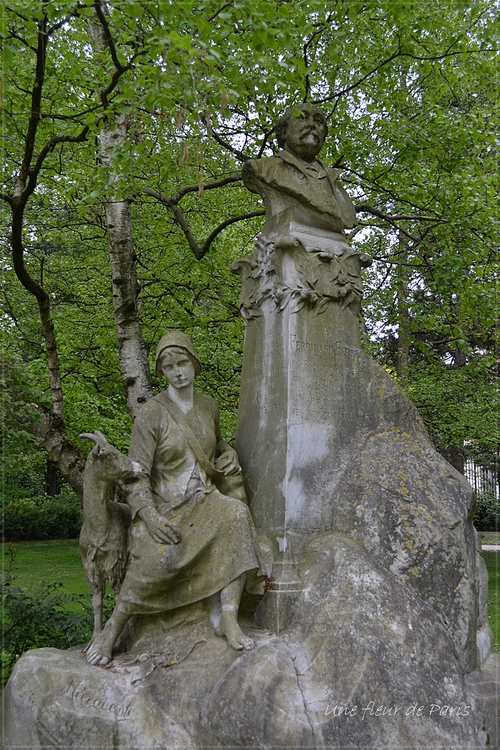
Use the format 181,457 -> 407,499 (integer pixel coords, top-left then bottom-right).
2,492 -> 82,541
0,573 -> 92,689
473,490 -> 500,532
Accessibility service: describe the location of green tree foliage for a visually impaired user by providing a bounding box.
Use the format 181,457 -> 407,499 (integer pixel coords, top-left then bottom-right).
1,0 -> 498,499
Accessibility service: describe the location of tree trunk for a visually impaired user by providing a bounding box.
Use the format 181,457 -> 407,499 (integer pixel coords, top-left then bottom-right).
100,121 -> 153,418
441,443 -> 465,475
396,235 -> 409,380
30,408 -> 86,500
45,460 -> 61,496
37,294 -> 64,418
88,14 -> 153,420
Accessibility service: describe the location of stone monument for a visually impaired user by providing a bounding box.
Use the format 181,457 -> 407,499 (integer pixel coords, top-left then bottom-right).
231,103 -> 499,739
1,105 -> 498,749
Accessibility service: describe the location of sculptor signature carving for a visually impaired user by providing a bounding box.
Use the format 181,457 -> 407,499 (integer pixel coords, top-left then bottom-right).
65,680 -> 134,718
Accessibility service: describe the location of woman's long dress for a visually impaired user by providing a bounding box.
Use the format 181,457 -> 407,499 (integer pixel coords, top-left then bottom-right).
116,391 -> 266,615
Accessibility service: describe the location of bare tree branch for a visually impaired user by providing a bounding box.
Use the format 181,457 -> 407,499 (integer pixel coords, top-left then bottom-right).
207,2 -> 233,22
314,45 -> 497,105
356,205 -> 449,223
354,205 -> 415,240
197,210 -> 265,259
315,49 -> 403,105
27,128 -> 90,202
93,0 -> 127,73
47,2 -> 87,36
210,130 -> 248,162
16,14 -> 48,195
171,174 -> 242,202
142,185 -> 263,259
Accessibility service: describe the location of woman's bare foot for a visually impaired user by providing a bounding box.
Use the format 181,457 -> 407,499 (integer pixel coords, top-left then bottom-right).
84,610 -> 129,665
216,611 -> 254,650
85,629 -> 114,665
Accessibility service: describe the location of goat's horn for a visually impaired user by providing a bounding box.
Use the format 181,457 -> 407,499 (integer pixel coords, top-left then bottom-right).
80,431 -> 108,448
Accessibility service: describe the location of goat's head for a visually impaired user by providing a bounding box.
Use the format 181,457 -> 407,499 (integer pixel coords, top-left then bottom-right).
80,431 -> 143,484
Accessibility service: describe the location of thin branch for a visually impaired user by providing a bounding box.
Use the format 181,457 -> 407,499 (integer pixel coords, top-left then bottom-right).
210,130 -> 248,162
197,210 -> 264,259
346,167 -> 440,216
303,25 -> 325,102
25,128 -> 90,201
142,174 -> 242,205
357,206 -> 448,223
314,47 -> 497,105
17,14 -> 48,192
173,174 -> 242,202
40,106 -> 102,122
315,49 -> 403,104
2,292 -> 44,350
355,205 -> 415,240
257,129 -> 274,158
207,2 -> 233,22
142,185 -> 263,260
99,61 -> 133,107
4,5 -> 30,23
6,31 -> 36,51
93,0 -> 126,73
47,3 -> 87,35
168,202 -> 202,258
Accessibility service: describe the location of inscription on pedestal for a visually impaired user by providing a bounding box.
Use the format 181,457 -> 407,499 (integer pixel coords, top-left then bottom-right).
63,679 -> 135,719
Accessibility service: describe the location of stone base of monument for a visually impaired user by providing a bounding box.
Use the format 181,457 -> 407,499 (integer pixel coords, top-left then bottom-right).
3,342 -> 499,747
2,533 -> 499,749
253,560 -> 303,634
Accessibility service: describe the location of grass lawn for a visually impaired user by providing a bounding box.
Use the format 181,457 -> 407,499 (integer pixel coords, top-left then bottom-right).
479,532 -> 500,545
482,551 -> 500,652
1,539 -> 93,612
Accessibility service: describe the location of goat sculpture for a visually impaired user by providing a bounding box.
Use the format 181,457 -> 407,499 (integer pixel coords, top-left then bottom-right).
79,430 -> 142,645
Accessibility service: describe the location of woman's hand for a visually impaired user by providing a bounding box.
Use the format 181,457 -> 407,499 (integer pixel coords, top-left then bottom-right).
215,448 -> 241,477
139,506 -> 181,544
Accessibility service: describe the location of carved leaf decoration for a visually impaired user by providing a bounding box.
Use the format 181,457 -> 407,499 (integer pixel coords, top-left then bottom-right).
236,233 -> 366,318
315,297 -> 331,315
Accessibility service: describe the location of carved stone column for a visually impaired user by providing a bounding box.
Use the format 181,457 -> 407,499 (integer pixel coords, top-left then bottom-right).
232,232 -> 372,632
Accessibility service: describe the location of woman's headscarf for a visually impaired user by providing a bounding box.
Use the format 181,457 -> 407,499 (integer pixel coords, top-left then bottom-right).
155,331 -> 202,376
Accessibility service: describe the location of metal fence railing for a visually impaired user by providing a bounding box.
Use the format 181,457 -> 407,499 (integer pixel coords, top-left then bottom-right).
464,459 -> 500,499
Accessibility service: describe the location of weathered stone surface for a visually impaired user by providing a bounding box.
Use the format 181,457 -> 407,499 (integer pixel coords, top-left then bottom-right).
2,536 -> 495,749
329,425 -> 478,673
466,652 -> 500,748
288,534 -> 486,749
475,538 -> 496,666
235,312 -> 485,674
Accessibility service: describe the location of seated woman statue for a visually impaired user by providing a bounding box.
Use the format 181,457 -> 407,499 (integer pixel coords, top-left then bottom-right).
86,331 -> 266,665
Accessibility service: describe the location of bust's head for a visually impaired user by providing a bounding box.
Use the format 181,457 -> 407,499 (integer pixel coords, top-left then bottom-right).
276,104 -> 328,162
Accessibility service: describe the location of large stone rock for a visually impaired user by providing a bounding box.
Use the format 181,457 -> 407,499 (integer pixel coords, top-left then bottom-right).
2,534 -> 496,748
235,301 -> 484,666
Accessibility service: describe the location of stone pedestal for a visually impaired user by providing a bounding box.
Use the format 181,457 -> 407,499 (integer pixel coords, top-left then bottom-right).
236,296 -> 364,558
233,238 -> 374,629
232,237 -> 484,665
